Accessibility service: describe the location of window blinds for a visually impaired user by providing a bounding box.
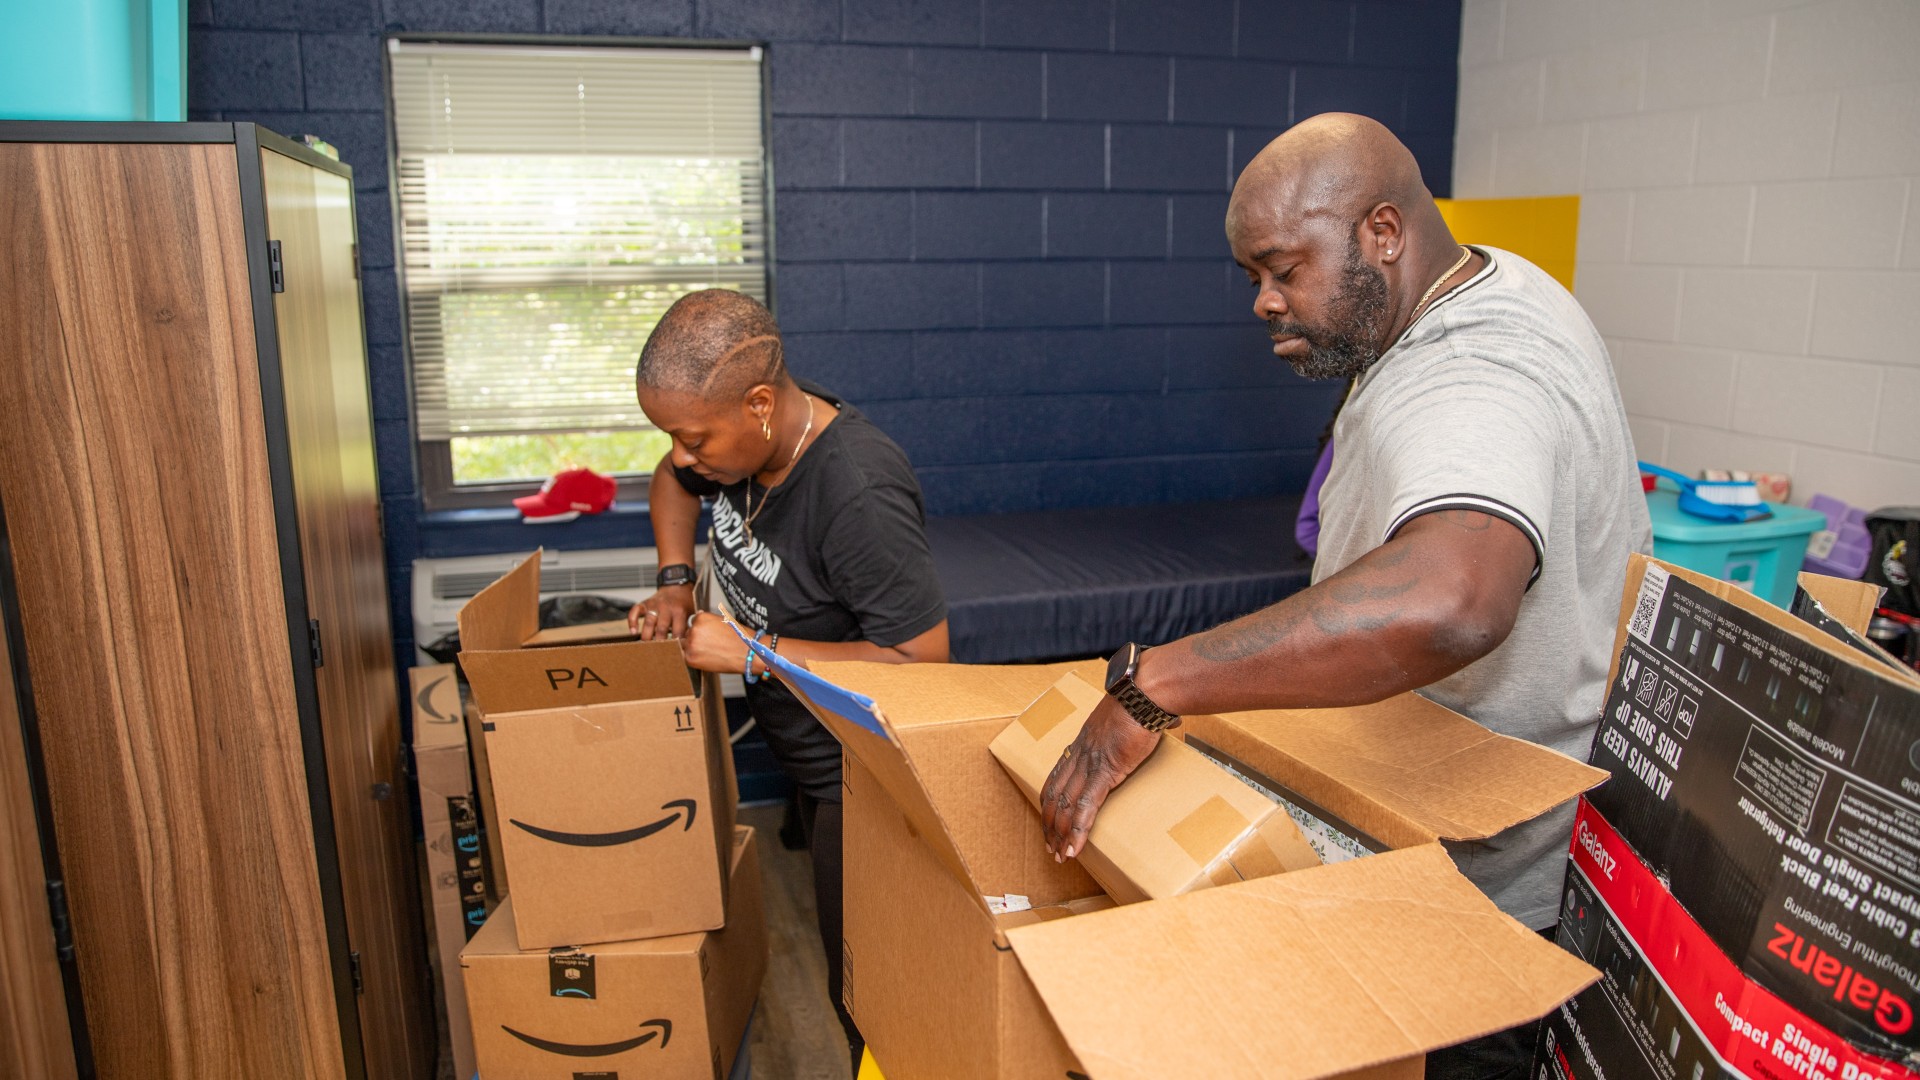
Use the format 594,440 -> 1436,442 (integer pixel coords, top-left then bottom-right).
388,41 -> 768,440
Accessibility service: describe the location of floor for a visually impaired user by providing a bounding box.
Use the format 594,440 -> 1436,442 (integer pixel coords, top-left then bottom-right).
739,801 -> 854,1080
426,801 -> 850,1080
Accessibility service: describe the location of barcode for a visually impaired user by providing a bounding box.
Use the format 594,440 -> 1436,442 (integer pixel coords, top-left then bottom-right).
1629,563 -> 1670,645
1630,590 -> 1658,640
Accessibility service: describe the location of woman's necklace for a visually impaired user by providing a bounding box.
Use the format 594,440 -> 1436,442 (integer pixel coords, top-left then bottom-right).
744,394 -> 816,542
1408,245 -> 1475,325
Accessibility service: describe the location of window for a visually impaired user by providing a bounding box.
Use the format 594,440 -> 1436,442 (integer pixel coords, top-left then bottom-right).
387,39 -> 769,509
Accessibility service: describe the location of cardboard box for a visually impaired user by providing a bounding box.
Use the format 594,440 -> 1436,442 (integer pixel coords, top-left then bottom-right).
462,825 -> 767,1080
462,692 -> 510,904
458,551 -> 736,949
760,650 -> 1606,1080
524,618 -> 641,648
412,664 -> 490,1080
989,669 -> 1321,902
1539,556 -> 1920,1080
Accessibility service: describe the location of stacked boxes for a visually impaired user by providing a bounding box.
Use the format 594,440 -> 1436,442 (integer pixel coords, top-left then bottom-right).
412,663 -> 492,1080
455,552 -> 764,1079
1539,556 -> 1920,1080
760,648 -> 1609,1080
462,826 -> 767,1080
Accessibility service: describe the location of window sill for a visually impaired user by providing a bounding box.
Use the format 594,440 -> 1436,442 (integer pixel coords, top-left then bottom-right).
417,500 -> 660,559
418,500 -> 653,527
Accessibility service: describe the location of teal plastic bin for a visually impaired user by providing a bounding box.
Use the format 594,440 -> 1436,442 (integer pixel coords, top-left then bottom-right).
1646,489 -> 1825,608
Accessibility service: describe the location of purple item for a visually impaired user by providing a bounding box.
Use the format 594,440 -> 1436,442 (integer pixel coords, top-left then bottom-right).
1802,493 -> 1872,579
1296,440 -> 1335,556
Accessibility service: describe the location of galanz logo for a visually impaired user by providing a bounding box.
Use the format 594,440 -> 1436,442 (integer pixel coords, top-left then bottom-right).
1767,924 -> 1914,1036
1575,819 -> 1617,881
511,799 -> 698,848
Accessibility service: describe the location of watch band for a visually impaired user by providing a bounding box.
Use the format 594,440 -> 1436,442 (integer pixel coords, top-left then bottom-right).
655,563 -> 696,588
1114,680 -> 1181,732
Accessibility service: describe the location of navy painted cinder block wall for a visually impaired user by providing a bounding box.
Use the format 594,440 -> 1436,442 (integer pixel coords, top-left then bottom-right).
186,0 -> 1462,675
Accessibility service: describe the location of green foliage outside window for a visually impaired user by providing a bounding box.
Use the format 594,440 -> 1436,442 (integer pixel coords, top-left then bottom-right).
451,429 -> 674,485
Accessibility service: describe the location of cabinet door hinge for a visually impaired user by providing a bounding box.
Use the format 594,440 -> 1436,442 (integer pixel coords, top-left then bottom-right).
267,240 -> 285,293
348,950 -> 364,995
308,619 -> 324,669
45,879 -> 75,964
350,243 -> 360,280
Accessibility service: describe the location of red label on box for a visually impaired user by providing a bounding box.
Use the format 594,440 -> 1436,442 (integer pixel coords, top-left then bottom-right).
1569,800 -> 1920,1079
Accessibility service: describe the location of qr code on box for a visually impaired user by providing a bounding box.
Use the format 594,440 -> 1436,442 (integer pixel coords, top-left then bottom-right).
1628,563 -> 1670,645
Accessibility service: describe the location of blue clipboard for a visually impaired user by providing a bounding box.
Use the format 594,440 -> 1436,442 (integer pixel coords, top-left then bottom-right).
731,622 -> 890,740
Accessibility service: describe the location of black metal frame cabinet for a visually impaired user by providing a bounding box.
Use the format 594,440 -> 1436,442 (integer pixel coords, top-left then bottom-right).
0,121 -> 432,1080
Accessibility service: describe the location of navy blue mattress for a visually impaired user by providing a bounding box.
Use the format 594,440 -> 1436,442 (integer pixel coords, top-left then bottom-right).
927,496 -> 1313,664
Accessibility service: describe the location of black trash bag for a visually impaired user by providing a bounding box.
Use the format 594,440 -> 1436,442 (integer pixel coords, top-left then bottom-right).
1863,507 -> 1920,619
422,593 -> 636,665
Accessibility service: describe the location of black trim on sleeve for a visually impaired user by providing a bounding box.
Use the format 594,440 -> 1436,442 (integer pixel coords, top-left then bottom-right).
1386,493 -> 1545,589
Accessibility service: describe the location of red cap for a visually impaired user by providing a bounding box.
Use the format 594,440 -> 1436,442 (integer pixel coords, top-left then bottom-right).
514,468 -> 617,524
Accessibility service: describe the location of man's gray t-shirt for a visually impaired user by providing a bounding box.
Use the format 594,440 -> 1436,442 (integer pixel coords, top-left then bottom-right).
1315,246 -> 1653,929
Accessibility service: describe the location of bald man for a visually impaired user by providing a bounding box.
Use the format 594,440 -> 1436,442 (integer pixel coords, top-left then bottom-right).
1039,115 -> 1651,1079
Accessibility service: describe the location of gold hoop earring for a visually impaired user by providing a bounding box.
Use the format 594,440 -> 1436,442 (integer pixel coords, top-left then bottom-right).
761,417 -> 772,441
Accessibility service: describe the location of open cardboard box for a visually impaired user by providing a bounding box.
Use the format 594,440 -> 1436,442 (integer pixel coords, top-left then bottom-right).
457,550 -> 738,949
758,646 -> 1609,1080
990,670 -> 1323,903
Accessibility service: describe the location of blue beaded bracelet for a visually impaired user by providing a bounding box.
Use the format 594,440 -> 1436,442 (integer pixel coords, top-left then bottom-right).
745,628 -> 766,685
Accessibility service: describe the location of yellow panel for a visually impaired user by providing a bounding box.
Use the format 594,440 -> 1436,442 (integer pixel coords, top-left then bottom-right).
1434,195 -> 1580,291
859,1048 -> 886,1080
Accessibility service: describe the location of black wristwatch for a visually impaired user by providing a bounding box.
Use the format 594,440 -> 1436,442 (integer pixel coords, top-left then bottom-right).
1105,643 -> 1181,732
655,563 -> 696,589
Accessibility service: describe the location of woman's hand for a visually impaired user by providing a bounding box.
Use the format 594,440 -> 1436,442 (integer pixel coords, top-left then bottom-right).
628,584 -> 697,641
678,611 -> 754,675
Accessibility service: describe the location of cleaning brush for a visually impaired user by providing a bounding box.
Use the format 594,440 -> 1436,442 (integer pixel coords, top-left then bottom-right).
1639,462 -> 1773,523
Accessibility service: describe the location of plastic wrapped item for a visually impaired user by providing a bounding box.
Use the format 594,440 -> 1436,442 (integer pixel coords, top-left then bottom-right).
1699,467 -> 1791,503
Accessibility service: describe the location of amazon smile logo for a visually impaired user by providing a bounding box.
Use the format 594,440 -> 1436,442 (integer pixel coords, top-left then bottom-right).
503,1019 -> 672,1056
510,799 -> 698,847
415,674 -> 458,723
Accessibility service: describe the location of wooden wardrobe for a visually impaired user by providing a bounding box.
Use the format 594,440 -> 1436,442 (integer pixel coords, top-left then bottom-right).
0,122 -> 432,1080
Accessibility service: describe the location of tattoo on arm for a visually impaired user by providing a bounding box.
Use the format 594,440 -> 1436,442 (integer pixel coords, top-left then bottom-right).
1190,604 -> 1308,663
1189,549 -> 1423,662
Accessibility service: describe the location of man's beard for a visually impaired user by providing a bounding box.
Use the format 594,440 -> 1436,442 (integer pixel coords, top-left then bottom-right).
1267,238 -> 1391,380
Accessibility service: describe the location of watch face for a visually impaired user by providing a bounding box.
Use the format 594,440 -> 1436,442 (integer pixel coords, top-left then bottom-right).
1105,644 -> 1134,694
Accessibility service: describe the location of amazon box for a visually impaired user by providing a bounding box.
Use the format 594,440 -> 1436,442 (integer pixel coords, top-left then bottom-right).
989,671 -> 1322,903
412,664 -> 491,1080
463,825 -> 766,1080
1539,557 -> 1920,1080
462,693 -> 509,903
458,551 -> 736,950
762,647 -> 1608,1080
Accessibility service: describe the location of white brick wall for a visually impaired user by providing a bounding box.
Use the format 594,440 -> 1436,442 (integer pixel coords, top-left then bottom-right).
1456,0 -> 1920,511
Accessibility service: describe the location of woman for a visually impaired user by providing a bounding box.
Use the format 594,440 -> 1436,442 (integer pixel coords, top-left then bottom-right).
627,289 -> 947,1068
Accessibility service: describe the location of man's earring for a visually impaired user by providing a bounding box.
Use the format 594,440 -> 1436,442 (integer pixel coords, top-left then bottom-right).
761,417 -> 772,440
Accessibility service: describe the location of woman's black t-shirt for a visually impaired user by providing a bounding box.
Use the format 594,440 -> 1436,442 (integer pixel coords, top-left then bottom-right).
674,382 -> 945,799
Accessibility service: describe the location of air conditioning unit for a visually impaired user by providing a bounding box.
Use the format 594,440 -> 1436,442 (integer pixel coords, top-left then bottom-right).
412,546 -> 663,661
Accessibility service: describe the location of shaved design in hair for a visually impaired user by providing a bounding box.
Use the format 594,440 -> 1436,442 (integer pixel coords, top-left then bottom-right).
635,289 -> 789,400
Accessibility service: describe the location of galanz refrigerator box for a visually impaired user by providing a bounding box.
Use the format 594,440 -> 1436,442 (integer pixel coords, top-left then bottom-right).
1540,555 -> 1920,1080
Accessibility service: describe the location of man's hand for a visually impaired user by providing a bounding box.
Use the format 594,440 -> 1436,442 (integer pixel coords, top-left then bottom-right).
1039,695 -> 1162,860
628,584 -> 697,640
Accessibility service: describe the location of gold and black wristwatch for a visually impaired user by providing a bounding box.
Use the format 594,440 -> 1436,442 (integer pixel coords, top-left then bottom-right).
1104,642 -> 1181,732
